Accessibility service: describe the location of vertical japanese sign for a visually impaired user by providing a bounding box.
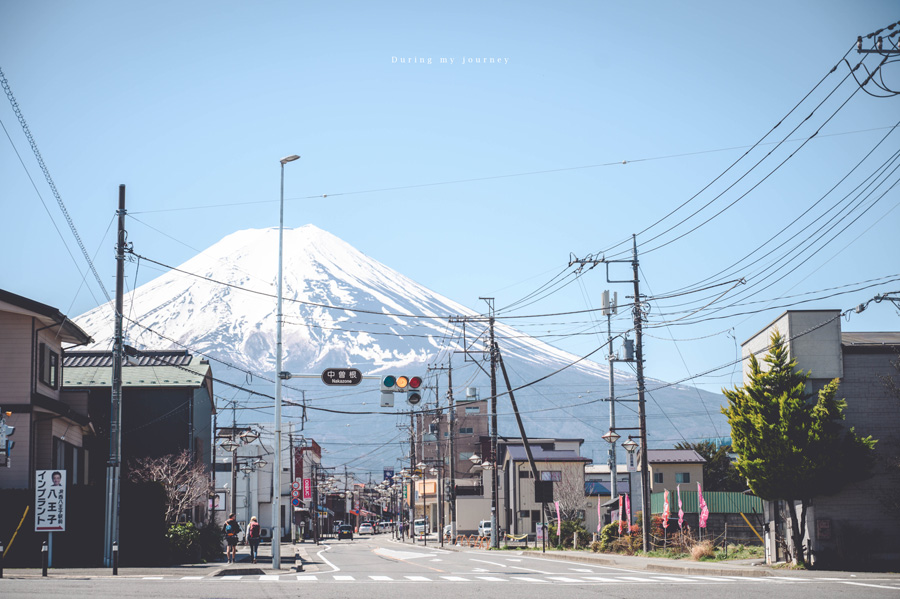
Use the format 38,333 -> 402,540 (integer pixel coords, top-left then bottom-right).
303,478 -> 312,500
35,470 -> 66,532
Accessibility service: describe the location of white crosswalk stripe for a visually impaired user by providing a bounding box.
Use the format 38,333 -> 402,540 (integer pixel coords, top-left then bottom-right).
126,572 -> 827,586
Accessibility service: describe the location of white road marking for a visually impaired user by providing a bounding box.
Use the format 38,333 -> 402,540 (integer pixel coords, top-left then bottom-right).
180,576 -> 204,580
405,575 -> 430,581
441,576 -> 470,581
581,576 -> 620,582
512,576 -> 549,583
470,558 -> 508,568
259,575 -> 280,581
614,576 -> 662,582
219,575 -> 243,580
375,547 -> 436,560
317,544 -> 340,572
647,576 -> 701,582
295,575 -> 318,581
334,575 -> 355,581
509,564 -> 555,574
142,577 -> 164,580
370,575 -> 393,581
570,568 -> 594,572
476,576 -> 507,582
547,576 -> 583,582
838,581 -> 900,590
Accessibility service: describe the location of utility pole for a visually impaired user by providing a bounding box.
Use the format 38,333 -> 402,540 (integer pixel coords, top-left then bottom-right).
104,184 -> 126,568
480,297 -> 499,550
630,235 -> 651,554
569,234 -> 650,552
604,291 -> 618,501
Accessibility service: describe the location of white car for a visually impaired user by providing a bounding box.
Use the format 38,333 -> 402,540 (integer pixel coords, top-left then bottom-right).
358,522 -> 375,535
413,518 -> 428,535
478,519 -> 492,537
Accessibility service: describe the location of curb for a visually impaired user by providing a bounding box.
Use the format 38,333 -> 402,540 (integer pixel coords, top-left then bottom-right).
645,563 -> 771,578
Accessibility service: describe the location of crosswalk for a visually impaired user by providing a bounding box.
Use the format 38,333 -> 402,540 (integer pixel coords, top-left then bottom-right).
141,572 -> 820,585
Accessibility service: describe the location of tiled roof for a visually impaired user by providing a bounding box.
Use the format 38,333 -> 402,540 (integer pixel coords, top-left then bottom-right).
63,351 -> 209,388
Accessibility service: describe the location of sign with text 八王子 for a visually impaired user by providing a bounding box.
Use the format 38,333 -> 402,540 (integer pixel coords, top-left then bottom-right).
35,470 -> 66,532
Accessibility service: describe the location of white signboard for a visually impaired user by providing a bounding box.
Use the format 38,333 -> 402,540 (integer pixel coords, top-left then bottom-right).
35,470 -> 66,532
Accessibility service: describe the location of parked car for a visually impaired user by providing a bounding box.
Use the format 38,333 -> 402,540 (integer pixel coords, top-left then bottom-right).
358,522 -> 375,535
478,519 -> 492,537
413,518 -> 428,535
338,524 -> 353,540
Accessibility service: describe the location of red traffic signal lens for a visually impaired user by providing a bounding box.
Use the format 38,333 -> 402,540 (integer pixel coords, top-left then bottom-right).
408,376 -> 422,389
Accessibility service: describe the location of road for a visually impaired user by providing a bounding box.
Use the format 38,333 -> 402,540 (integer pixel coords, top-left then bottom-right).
2,534 -> 898,598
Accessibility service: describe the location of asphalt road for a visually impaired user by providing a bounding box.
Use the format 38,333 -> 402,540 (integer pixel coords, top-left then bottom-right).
2,534 -> 899,598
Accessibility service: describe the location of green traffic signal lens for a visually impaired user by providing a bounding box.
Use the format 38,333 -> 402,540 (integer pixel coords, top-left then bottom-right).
383,375 -> 396,388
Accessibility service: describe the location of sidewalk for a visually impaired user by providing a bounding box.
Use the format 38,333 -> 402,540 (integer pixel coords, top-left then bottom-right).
0,540 -> 318,579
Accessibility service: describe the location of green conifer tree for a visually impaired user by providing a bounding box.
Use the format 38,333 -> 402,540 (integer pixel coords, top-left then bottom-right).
722,331 -> 876,566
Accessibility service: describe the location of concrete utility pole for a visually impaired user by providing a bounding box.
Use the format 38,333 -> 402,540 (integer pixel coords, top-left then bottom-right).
481,297 -> 499,550
604,291 -> 618,501
104,184 -> 126,568
630,235 -> 651,554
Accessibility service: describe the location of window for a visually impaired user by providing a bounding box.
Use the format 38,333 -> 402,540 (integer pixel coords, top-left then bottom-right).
39,343 -> 59,389
465,406 -> 481,414
518,470 -> 533,479
459,452 -> 474,461
540,471 -> 561,482
675,472 -> 691,484
459,427 -> 474,434
653,472 -> 663,484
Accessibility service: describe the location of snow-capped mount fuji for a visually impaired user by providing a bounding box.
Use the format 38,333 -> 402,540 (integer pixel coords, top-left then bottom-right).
74,225 -> 727,466
75,225 -> 612,381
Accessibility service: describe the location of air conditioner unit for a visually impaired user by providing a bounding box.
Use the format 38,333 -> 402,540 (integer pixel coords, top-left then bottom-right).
260,527 -> 272,539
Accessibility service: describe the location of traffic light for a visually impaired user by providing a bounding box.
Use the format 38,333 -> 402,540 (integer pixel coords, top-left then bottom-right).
380,375 -> 423,405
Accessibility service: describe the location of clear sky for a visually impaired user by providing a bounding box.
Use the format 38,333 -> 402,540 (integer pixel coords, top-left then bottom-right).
2,1 -> 899,403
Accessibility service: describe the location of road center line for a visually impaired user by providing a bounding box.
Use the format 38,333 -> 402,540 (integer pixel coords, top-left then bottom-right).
317,544 -> 340,572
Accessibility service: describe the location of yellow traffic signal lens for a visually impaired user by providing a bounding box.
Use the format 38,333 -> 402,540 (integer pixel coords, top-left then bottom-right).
396,376 -> 409,389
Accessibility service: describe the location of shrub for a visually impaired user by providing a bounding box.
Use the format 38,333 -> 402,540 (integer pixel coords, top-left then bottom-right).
691,540 -> 715,560
166,522 -> 201,564
547,520 -> 591,549
198,515 -> 225,562
598,521 -> 623,552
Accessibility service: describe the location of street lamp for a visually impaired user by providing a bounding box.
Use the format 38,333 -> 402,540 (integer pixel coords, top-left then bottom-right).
274,153 -> 300,570
621,438 -> 639,527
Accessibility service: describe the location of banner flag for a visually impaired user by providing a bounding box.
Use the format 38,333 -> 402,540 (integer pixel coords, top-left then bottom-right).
555,501 -> 562,537
677,484 -> 684,529
662,489 -> 670,529
698,482 -> 710,528
625,493 -> 631,529
618,495 -> 624,534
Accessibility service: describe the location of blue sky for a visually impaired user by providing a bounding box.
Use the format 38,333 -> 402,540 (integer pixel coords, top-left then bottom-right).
2,1 -> 899,402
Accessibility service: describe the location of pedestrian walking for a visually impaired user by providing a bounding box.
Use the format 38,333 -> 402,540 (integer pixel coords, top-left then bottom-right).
247,516 -> 261,563
223,513 -> 242,563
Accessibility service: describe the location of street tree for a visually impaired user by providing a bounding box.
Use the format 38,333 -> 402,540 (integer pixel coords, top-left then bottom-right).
128,450 -> 211,524
721,331 -> 876,566
672,441 -> 744,491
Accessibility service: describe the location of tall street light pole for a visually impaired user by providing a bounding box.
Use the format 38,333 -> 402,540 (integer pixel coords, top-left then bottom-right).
274,154 -> 300,570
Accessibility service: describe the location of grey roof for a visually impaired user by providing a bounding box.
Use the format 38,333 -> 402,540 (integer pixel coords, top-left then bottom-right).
506,445 -> 590,462
62,350 -> 210,388
645,449 -> 706,464
841,332 -> 900,347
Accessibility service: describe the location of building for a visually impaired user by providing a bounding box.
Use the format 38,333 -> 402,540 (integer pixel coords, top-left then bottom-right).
640,448 -> 706,494
62,349 -> 215,494
0,289 -> 93,489
741,310 -> 900,565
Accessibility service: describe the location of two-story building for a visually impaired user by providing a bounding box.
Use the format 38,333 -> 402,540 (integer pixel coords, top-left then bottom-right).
0,289 -> 93,489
